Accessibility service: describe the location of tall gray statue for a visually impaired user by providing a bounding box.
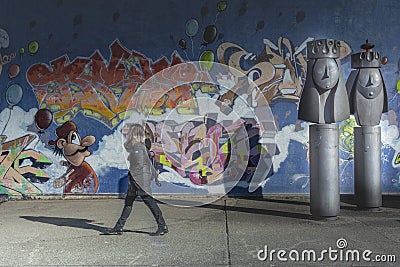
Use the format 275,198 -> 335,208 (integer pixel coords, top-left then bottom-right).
346,40 -> 388,126
298,39 -> 350,219
298,39 -> 350,123
346,41 -> 388,210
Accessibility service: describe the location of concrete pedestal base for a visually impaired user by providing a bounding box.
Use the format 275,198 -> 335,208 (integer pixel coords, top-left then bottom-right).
309,124 -> 340,219
354,126 -> 382,209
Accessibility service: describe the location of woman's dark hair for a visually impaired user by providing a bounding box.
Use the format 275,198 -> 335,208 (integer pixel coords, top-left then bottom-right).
145,138 -> 151,151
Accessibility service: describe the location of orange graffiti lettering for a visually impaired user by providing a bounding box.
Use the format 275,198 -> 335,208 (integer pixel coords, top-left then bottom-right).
27,40 -> 215,128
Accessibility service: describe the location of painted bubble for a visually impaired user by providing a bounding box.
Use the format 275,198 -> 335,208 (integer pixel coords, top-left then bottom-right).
0,28 -> 10,48
28,40 -> 39,55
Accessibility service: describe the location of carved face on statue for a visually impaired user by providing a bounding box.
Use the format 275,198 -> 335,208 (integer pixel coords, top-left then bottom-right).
312,58 -> 339,90
346,43 -> 388,126
356,69 -> 382,99
298,39 -> 350,124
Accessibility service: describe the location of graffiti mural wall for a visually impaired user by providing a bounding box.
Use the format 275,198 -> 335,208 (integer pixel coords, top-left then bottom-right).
1,0 -> 399,198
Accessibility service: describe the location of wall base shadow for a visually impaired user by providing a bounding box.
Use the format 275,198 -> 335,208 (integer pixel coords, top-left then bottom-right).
382,195 -> 400,209
341,194 -> 400,209
233,195 -> 309,206
202,203 -> 312,220
231,195 -> 359,211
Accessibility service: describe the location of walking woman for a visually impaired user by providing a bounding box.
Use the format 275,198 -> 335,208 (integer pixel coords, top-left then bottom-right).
106,124 -> 168,236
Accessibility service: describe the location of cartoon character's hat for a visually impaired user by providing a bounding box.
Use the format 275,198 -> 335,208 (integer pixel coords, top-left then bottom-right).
48,121 -> 77,146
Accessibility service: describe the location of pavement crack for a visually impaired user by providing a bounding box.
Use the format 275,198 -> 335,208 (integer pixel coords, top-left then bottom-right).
224,199 -> 232,267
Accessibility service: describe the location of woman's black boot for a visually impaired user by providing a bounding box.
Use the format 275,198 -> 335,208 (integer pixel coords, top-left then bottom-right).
104,227 -> 123,235
152,225 -> 168,236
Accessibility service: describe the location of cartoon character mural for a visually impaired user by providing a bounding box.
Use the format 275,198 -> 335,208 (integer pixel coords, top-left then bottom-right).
25,38 -> 311,193
48,121 -> 98,194
0,0 -> 399,198
19,36 -> 394,194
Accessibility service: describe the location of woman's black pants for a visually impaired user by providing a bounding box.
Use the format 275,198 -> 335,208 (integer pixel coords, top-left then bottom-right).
115,193 -> 166,230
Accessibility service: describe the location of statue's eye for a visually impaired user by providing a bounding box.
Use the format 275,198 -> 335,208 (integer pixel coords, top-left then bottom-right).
71,132 -> 80,145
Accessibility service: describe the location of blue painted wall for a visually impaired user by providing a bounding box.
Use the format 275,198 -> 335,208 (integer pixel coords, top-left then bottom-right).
0,0 -> 399,198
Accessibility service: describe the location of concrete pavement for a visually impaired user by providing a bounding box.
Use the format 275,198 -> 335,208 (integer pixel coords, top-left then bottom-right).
0,195 -> 399,266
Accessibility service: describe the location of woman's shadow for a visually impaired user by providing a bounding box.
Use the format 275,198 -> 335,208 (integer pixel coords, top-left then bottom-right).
20,216 -> 153,235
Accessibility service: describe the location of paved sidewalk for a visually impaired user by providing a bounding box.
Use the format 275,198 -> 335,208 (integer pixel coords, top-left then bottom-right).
0,196 -> 399,266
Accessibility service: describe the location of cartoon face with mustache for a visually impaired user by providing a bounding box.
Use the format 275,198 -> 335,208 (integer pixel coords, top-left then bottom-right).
49,121 -> 98,193
56,128 -> 95,166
